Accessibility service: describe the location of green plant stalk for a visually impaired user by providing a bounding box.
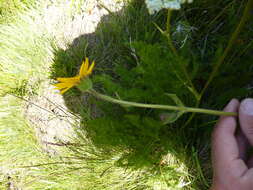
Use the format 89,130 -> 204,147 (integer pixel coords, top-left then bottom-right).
166,9 -> 178,56
89,90 -> 237,116
165,9 -> 200,101
200,0 -> 253,98
183,0 -> 253,127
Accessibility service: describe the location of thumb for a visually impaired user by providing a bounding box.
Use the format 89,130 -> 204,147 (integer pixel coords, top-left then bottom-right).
239,98 -> 253,146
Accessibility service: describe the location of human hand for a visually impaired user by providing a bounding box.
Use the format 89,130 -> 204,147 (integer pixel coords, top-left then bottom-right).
211,99 -> 253,190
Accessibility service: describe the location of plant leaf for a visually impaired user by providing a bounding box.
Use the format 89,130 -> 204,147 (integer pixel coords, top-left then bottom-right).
160,111 -> 184,124
165,93 -> 184,107
161,93 -> 185,124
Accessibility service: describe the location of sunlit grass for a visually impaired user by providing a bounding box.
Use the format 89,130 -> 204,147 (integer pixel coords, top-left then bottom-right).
0,8 -> 53,96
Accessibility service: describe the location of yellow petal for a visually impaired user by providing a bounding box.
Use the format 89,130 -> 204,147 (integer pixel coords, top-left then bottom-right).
60,85 -> 74,94
79,61 -> 86,77
54,82 -> 75,90
57,76 -> 80,83
86,61 -> 95,75
79,58 -> 89,78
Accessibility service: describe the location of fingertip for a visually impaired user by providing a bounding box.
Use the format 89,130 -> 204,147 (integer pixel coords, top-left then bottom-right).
240,98 -> 253,116
239,98 -> 253,145
216,98 -> 239,130
213,99 -> 239,142
231,98 -> 239,103
223,98 -> 240,112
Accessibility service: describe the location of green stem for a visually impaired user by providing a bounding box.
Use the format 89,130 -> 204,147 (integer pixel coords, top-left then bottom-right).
165,9 -> 200,101
166,9 -> 178,56
200,0 -> 253,98
89,90 -> 237,117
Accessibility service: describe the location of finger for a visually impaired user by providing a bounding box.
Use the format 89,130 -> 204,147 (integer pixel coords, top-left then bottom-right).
236,128 -> 250,161
239,98 -> 253,146
212,99 -> 240,171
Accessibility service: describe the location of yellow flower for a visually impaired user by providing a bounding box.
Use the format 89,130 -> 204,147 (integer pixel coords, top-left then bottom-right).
54,58 -> 95,94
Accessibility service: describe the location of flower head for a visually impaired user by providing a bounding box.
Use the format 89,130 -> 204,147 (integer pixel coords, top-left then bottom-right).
54,58 -> 95,94
145,0 -> 193,14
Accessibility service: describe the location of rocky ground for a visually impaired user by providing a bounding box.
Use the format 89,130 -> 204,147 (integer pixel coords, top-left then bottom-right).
24,0 -> 123,156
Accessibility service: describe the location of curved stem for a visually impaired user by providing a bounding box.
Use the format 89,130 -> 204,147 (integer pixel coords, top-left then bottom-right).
89,90 -> 237,117
165,9 -> 200,101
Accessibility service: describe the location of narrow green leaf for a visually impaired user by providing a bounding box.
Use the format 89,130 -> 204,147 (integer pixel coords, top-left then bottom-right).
165,93 -> 184,107
153,22 -> 166,35
160,111 -> 185,124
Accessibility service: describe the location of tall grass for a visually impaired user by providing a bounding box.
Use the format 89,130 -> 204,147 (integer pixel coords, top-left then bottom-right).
0,95 -> 45,189
0,7 -> 53,96
0,0 -> 89,96
0,0 -> 36,23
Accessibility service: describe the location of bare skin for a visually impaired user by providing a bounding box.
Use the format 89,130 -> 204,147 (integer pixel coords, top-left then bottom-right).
211,99 -> 253,190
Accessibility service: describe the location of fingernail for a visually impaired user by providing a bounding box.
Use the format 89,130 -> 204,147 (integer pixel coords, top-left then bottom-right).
240,98 -> 253,115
